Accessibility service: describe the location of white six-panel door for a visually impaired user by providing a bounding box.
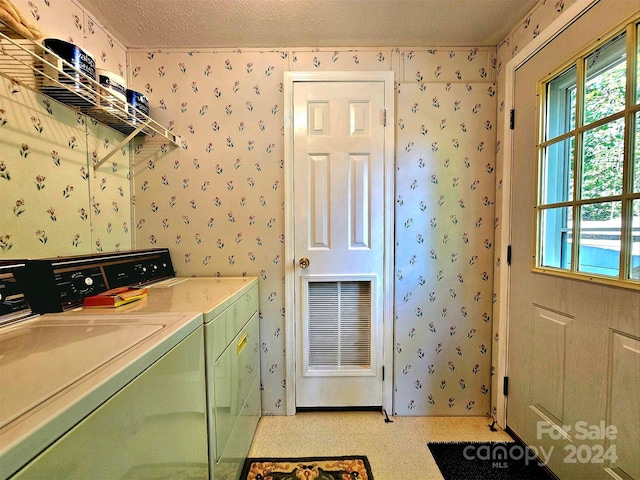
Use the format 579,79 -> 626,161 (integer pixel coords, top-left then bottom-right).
292,79 -> 386,408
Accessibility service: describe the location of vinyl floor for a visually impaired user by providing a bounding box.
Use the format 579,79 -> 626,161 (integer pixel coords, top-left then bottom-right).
248,411 -> 513,480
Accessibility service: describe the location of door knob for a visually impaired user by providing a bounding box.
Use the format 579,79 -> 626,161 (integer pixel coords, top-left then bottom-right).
299,257 -> 310,269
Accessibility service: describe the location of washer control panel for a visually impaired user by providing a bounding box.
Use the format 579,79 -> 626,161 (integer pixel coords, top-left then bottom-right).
22,249 -> 175,313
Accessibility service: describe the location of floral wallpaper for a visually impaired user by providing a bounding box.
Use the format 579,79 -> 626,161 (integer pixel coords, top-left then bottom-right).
0,0 -> 579,417
290,48 -> 392,71
0,0 -> 131,258
393,80 -> 497,415
498,0 -> 577,61
399,48 -> 495,83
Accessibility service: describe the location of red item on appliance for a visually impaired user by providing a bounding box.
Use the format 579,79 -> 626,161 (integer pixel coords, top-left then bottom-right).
84,286 -> 147,308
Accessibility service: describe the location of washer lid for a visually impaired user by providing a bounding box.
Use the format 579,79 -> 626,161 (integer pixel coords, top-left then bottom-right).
0,311 -> 202,480
0,322 -> 162,428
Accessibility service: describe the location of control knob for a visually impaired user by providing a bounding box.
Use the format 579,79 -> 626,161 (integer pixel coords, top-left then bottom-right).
70,272 -> 95,295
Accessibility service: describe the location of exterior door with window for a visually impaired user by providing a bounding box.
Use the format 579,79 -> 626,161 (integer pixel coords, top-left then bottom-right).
290,76 -> 391,408
507,2 -> 640,479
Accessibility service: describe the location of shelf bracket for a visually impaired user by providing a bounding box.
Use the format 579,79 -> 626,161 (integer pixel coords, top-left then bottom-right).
93,122 -> 149,170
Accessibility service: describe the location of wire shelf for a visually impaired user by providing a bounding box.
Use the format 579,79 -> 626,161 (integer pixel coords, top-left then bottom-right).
0,25 -> 180,167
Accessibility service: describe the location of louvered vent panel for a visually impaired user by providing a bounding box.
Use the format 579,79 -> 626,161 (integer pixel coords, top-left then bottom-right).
307,281 -> 371,368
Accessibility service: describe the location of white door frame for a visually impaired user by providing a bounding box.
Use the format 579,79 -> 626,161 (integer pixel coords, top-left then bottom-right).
283,71 -> 395,415
496,0 -> 599,428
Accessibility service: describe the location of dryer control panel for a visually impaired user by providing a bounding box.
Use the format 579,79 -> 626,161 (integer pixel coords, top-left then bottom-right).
102,254 -> 173,288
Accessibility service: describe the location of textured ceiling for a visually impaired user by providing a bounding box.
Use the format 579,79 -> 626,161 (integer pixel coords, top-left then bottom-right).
74,0 -> 539,49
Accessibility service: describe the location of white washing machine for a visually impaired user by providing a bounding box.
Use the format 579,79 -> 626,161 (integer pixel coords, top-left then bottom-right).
0,259 -> 207,479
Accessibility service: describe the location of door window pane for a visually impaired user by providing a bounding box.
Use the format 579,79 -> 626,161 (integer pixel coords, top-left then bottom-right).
540,207 -> 572,270
547,66 -> 577,140
581,118 -> 624,199
542,138 -> 574,204
631,200 -> 640,280
584,33 -> 626,125
537,21 -> 638,287
578,201 -> 622,277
